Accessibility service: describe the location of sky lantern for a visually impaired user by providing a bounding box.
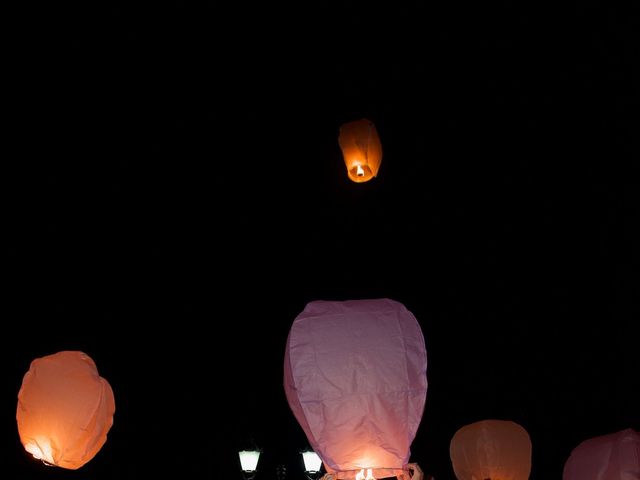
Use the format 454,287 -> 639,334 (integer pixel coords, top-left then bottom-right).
338,118 -> 382,183
284,299 -> 428,479
450,419 -> 532,480
16,350 -> 115,470
563,428 -> 640,480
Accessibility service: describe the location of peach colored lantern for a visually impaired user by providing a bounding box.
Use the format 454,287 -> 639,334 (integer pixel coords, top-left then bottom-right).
284,299 -> 428,480
338,118 -> 382,183
450,419 -> 532,480
563,428 -> 640,480
16,351 -> 115,470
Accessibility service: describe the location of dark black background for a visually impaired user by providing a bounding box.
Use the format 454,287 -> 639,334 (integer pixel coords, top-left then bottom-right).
4,2 -> 639,479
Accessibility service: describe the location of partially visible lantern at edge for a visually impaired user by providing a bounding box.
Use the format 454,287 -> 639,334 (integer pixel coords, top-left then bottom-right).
338,118 -> 382,183
284,298 -> 428,480
16,350 -> 115,470
450,419 -> 532,480
563,428 -> 640,480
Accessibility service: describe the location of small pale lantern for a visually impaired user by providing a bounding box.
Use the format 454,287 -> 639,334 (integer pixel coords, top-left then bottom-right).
16,351 -> 115,470
338,118 -> 383,183
563,428 -> 640,480
450,419 -> 532,480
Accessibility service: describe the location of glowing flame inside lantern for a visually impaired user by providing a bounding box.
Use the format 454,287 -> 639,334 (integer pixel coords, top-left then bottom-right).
25,438 -> 55,466
355,469 -> 375,480
356,164 -> 365,177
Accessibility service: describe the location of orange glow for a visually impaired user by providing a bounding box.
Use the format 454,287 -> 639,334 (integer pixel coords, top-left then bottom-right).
24,438 -> 55,465
355,469 -> 376,480
338,119 -> 382,183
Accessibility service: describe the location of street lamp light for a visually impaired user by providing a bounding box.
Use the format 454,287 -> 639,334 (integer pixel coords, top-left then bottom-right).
302,450 -> 323,480
238,448 -> 323,480
239,450 -> 261,480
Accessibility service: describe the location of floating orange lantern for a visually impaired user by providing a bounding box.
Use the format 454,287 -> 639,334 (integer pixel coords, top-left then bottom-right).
338,118 -> 382,183
16,351 -> 115,470
450,419 -> 532,480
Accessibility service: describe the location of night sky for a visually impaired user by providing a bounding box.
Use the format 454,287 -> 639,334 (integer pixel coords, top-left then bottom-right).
4,2 -> 639,479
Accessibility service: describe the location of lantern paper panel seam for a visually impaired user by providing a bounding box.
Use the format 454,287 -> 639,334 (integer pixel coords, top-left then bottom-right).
16,350 -> 115,470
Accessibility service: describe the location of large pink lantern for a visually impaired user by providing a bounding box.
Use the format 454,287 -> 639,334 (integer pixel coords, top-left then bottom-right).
16,351 -> 115,470
284,299 -> 428,479
563,428 -> 640,480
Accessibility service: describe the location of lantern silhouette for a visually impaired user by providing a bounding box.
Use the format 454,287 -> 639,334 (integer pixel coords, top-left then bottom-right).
16,350 -> 115,470
563,428 -> 640,480
284,299 -> 428,479
338,118 -> 382,183
450,419 -> 532,480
